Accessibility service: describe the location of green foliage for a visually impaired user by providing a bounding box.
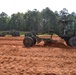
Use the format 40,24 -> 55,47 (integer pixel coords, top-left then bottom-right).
0,8 -> 76,34
41,7 -> 57,33
24,9 -> 42,33
9,12 -> 24,30
0,12 -> 9,30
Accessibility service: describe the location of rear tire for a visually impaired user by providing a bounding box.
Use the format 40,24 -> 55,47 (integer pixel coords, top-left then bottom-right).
65,38 -> 71,46
23,37 -> 34,47
68,37 -> 76,47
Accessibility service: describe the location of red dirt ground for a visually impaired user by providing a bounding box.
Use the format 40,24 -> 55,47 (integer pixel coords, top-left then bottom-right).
0,35 -> 76,75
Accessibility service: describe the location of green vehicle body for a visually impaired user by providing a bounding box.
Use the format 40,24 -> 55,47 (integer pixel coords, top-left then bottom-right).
0,30 -> 20,36
23,16 -> 76,47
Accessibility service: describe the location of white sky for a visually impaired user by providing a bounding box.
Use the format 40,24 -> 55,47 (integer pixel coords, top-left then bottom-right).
0,0 -> 76,16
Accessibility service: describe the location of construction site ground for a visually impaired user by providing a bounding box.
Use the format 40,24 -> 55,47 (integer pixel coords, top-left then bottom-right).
0,35 -> 76,75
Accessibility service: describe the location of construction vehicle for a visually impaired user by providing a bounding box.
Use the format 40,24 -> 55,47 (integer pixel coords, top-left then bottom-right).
0,29 -> 20,36
23,15 -> 76,47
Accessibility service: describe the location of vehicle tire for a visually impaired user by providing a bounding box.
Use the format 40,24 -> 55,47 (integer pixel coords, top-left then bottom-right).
12,33 -> 20,36
23,36 -> 34,47
68,37 -> 76,47
12,33 -> 16,36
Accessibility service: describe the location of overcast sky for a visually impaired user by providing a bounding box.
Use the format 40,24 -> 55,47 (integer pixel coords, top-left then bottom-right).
0,0 -> 76,16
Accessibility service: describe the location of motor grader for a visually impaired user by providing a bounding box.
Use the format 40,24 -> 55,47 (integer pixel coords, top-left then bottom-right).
23,16 -> 76,47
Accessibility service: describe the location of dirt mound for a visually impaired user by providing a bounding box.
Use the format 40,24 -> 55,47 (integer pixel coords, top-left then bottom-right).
43,41 -> 70,49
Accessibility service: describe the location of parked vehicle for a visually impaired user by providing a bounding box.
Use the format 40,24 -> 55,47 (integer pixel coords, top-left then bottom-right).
0,30 -> 20,37
23,15 -> 76,47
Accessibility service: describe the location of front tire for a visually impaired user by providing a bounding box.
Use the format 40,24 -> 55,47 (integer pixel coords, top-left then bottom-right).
23,37 -> 34,47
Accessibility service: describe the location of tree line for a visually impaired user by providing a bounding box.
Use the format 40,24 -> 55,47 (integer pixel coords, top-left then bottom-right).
0,7 -> 76,33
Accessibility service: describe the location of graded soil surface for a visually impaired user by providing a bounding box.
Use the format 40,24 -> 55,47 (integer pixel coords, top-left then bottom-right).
0,36 -> 76,75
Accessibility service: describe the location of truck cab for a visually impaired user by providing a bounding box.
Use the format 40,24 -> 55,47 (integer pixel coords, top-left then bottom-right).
58,19 -> 76,47
58,20 -> 75,36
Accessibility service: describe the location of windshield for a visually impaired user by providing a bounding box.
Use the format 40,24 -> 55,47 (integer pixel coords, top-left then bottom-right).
67,21 -> 74,30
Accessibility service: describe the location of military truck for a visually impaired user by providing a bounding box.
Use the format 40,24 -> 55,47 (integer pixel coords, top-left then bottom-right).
0,29 -> 20,37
